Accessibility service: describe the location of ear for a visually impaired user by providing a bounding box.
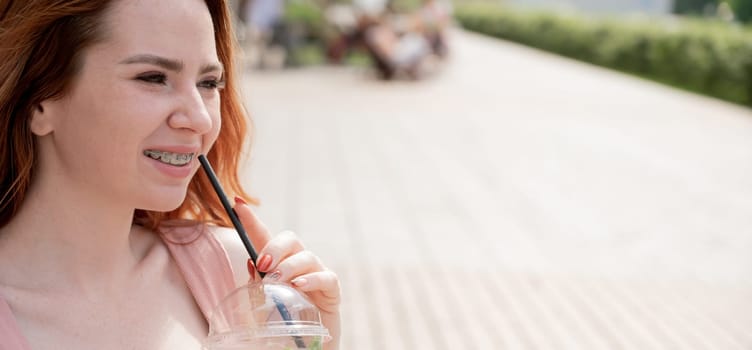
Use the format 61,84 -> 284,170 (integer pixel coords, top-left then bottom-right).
30,101 -> 55,136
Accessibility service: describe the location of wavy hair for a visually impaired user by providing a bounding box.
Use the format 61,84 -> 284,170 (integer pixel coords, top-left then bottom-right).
0,0 -> 253,230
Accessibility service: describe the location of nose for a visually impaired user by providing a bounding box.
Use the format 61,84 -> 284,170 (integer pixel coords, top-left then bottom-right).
167,86 -> 214,134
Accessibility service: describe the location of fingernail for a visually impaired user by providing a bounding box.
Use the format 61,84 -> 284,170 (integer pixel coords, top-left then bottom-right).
257,254 -> 272,272
292,278 -> 308,287
247,259 -> 258,282
266,270 -> 281,281
234,196 -> 248,205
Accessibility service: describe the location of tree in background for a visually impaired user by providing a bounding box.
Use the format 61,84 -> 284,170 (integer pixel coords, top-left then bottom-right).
674,0 -> 752,23
728,0 -> 752,22
673,0 -> 718,14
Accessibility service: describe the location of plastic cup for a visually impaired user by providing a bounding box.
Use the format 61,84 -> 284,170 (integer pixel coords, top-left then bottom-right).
196,155 -> 328,349
203,281 -> 330,350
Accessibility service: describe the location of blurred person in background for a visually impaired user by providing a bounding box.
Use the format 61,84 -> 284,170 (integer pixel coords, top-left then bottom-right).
415,0 -> 451,57
361,19 -> 432,79
239,0 -> 287,68
324,2 -> 360,63
355,0 -> 450,79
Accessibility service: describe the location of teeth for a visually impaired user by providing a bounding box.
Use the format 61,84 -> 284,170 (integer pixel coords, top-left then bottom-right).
144,150 -> 194,166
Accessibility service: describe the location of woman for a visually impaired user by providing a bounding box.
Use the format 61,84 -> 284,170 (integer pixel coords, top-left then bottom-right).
0,0 -> 340,349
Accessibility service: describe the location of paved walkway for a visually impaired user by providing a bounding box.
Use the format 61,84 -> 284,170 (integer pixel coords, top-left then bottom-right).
239,29 -> 752,349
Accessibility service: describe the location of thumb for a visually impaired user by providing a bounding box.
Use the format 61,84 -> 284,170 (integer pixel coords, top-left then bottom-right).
233,196 -> 271,265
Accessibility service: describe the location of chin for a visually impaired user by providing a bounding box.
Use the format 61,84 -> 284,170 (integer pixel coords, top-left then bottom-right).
138,188 -> 189,212
139,201 -> 184,213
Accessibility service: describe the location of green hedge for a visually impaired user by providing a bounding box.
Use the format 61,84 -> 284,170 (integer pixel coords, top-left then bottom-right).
284,0 -> 325,39
455,3 -> 752,106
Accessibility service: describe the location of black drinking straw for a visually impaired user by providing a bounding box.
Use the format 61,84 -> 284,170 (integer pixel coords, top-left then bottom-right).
198,155 -> 307,349
197,154 -> 263,276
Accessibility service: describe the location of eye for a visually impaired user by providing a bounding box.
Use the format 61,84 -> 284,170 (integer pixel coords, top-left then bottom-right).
198,77 -> 226,91
136,72 -> 167,85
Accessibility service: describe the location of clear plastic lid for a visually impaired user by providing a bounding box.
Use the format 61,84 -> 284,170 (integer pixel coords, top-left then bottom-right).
204,281 -> 330,350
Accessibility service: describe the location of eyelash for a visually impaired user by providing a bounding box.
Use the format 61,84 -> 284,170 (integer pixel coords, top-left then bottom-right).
136,73 -> 225,90
137,73 -> 167,85
198,78 -> 226,90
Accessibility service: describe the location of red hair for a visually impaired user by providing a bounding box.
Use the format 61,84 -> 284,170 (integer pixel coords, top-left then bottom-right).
0,0 -> 254,230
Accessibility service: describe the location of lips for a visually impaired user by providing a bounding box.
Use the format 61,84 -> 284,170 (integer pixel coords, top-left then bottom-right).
143,150 -> 195,166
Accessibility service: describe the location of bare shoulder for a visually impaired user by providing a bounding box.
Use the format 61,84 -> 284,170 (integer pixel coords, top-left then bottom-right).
207,225 -> 252,287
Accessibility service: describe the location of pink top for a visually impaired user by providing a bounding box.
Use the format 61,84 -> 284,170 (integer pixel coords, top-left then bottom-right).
0,222 -> 237,349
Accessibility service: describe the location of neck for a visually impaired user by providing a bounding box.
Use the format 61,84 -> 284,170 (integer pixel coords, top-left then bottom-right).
0,175 -> 147,296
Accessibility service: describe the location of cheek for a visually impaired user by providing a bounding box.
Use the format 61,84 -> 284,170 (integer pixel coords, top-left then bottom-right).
55,101 -> 124,153
204,106 -> 223,151
59,95 -> 164,167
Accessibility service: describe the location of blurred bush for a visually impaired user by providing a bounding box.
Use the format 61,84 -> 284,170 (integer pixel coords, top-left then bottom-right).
281,0 -> 327,65
284,0 -> 326,39
455,3 -> 752,106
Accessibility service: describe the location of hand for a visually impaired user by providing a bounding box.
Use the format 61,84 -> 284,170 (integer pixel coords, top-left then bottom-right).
233,197 -> 341,350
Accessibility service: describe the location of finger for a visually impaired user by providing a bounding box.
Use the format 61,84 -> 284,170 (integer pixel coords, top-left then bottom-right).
247,258 -> 259,283
256,230 -> 305,273
262,250 -> 324,283
233,196 -> 271,266
290,270 -> 340,296
290,270 -> 341,311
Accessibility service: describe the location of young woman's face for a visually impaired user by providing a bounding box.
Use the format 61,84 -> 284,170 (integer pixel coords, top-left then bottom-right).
38,0 -> 222,211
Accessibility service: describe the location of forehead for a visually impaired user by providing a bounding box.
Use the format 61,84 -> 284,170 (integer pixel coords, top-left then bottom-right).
97,0 -> 218,63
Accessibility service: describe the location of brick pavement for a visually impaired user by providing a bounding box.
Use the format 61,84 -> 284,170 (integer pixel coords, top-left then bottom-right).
239,29 -> 752,349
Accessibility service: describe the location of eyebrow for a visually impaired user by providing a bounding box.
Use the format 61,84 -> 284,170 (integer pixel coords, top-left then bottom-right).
119,54 -> 223,75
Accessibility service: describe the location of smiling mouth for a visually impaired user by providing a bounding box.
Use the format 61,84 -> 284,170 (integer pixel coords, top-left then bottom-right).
144,150 -> 195,166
